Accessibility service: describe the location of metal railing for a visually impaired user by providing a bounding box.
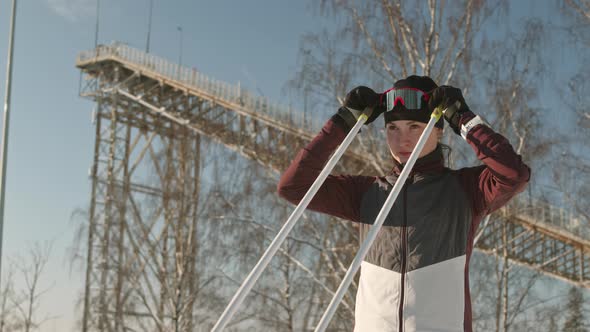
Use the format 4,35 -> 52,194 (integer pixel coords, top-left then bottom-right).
77,42 -> 323,134
505,194 -> 588,241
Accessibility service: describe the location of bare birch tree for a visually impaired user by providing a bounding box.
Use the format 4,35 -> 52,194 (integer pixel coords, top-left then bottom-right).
466,17 -> 563,331
0,265 -> 17,332
556,0 -> 590,227
70,134 -> 232,332
5,242 -> 54,332
287,0 -> 569,330
562,286 -> 588,331
197,140 -> 358,331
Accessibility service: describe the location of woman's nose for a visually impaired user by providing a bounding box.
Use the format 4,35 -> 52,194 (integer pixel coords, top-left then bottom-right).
399,132 -> 412,146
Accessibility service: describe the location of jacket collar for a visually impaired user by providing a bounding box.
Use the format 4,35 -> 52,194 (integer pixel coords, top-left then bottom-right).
388,145 -> 445,179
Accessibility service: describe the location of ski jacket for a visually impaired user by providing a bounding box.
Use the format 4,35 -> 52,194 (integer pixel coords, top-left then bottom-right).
277,112 -> 530,332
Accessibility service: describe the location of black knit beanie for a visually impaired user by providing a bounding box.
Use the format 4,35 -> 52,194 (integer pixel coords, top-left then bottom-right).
384,75 -> 444,128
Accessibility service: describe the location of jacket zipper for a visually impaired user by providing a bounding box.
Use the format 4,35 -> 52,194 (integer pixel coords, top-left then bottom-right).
398,177 -> 412,332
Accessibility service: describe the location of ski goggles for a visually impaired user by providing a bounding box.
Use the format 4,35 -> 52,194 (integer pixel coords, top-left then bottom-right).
384,87 -> 429,111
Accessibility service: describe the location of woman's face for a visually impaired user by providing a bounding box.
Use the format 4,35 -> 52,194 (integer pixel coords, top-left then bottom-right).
386,120 -> 441,164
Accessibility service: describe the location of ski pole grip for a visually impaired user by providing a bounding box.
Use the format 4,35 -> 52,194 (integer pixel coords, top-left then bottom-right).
432,106 -> 443,121
359,106 -> 373,123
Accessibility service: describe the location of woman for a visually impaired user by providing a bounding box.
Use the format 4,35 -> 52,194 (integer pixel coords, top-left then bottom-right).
277,75 -> 530,332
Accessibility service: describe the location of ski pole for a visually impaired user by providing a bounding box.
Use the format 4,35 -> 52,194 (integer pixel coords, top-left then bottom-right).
313,106 -> 445,332
212,109 -> 373,332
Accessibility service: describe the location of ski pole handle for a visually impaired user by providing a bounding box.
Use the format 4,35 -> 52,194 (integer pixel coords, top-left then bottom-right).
212,109 -> 371,332
313,108 -> 443,332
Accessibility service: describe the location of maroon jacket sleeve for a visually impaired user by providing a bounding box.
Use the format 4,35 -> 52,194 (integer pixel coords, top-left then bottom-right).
277,117 -> 376,223
457,112 -> 531,218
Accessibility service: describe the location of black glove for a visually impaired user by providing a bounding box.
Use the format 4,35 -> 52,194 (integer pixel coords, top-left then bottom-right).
428,86 -> 471,135
336,86 -> 385,129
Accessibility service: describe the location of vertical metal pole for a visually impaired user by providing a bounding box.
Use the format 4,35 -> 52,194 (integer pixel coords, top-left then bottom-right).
114,118 -> 131,332
187,133 -> 200,332
303,87 -> 308,127
0,0 -> 18,289
98,100 -> 118,332
146,0 -> 154,53
579,247 -> 585,282
83,104 -> 102,332
94,0 -> 100,47
177,26 -> 183,67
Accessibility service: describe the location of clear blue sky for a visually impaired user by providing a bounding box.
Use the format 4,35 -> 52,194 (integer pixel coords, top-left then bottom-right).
0,1 -> 321,330
0,1 -> 583,331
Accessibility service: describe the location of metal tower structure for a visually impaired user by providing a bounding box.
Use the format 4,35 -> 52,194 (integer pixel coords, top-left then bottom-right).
76,42 -> 589,331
